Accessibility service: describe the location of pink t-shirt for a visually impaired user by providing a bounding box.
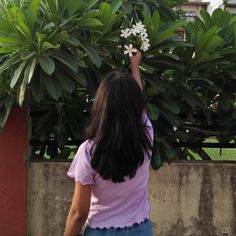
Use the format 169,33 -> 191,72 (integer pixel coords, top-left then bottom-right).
67,113 -> 153,229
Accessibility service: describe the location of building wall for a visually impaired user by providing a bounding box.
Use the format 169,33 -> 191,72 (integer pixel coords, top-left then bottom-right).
0,107 -> 28,236
181,0 -> 236,16
28,162 -> 236,236
207,0 -> 223,14
180,1 -> 209,20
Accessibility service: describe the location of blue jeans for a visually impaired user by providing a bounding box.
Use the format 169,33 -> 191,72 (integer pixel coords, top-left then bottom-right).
83,219 -> 153,236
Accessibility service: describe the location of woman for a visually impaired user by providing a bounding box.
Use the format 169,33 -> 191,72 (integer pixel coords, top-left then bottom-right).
64,51 -> 154,236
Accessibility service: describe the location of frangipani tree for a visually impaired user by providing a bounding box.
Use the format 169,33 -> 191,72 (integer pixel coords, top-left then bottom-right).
0,0 -> 235,168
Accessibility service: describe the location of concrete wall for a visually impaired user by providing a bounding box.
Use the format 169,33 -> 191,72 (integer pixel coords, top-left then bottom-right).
28,162 -> 236,236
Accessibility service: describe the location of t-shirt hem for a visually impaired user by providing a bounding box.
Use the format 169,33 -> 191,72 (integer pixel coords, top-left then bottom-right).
87,215 -> 150,229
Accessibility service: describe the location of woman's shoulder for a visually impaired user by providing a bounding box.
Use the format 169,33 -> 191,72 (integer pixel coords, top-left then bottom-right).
80,139 -> 94,147
79,139 -> 94,155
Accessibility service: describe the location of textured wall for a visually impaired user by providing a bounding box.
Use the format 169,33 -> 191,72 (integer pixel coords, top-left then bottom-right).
28,162 -> 236,236
149,163 -> 236,236
0,107 -> 28,236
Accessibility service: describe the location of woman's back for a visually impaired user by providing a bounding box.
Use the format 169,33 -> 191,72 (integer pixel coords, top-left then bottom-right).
67,113 -> 153,229
64,51 -> 154,236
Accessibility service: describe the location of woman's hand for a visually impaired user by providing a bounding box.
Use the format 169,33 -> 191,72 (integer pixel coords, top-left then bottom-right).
130,50 -> 142,90
130,50 -> 142,68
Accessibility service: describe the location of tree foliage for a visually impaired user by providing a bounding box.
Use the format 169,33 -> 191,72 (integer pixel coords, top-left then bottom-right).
0,0 -> 235,168
167,0 -> 187,8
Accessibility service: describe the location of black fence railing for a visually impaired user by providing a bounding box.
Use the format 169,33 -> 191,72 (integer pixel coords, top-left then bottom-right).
29,139 -> 236,149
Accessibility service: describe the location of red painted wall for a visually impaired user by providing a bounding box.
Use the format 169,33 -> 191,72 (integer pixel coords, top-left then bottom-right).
0,106 -> 28,236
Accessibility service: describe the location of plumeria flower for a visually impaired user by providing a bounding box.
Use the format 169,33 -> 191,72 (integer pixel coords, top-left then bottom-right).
140,31 -> 148,38
130,28 -> 138,35
120,28 -> 131,38
132,21 -> 145,33
121,21 -> 150,54
173,126 -> 178,131
141,42 -> 150,52
124,44 -> 138,57
139,34 -> 149,43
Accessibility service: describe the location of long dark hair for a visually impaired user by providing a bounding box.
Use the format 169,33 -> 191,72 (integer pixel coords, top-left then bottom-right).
86,71 -> 152,183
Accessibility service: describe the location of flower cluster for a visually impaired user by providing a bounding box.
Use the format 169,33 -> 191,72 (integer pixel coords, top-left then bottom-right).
120,21 -> 150,57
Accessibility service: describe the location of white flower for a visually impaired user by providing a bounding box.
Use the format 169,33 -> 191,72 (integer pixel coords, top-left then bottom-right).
130,28 -> 138,35
120,28 -> 131,38
173,126 -> 178,131
140,28 -> 147,36
139,34 -> 149,43
140,31 -> 148,38
140,41 -> 150,52
132,21 -> 145,33
121,21 -> 150,53
124,44 -> 138,57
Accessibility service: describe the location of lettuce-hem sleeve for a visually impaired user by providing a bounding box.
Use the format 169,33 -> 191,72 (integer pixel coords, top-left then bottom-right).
67,140 -> 95,185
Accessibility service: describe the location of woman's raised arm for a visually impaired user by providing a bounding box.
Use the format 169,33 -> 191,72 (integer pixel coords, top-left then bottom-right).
130,51 -> 143,91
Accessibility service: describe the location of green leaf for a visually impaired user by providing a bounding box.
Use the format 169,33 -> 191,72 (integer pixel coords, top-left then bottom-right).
143,12 -> 160,46
203,35 -> 224,53
159,101 -> 180,114
147,103 -> 159,121
83,0 -> 100,13
178,84 -> 206,110
52,52 -> 78,73
111,0 -> 122,13
194,16 -> 207,32
200,10 -> 211,29
0,107 -> 11,129
54,71 -> 75,93
42,73 -> 61,100
38,54 -> 55,75
211,8 -> 224,26
21,51 -> 36,60
48,30 -> 69,44
67,0 -> 86,16
76,18 -> 103,29
96,1 -> 121,35
196,26 -> 218,53
231,22 -> 236,48
163,141 -> 176,161
29,0 -> 41,28
0,19 -> 14,34
79,42 -> 102,68
10,61 -> 27,88
155,19 -> 186,46
147,78 -> 165,93
0,55 -> 21,73
151,144 -> 163,170
0,36 -> 18,45
42,42 -> 60,50
24,57 -> 37,84
30,72 -> 46,102
65,36 -> 80,46
18,80 -> 27,106
42,22 -> 55,31
15,21 -> 31,39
